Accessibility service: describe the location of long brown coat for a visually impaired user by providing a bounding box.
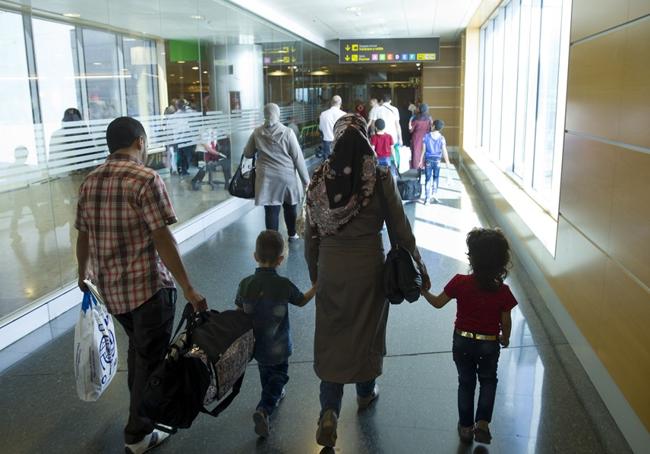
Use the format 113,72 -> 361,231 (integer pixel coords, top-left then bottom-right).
304,170 -> 424,383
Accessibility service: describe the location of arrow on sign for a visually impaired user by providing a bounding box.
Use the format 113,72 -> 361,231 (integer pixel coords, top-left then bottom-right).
345,55 -> 350,61
345,45 -> 351,51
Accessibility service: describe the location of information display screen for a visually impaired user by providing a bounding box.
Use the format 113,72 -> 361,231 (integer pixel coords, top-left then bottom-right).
339,38 -> 440,64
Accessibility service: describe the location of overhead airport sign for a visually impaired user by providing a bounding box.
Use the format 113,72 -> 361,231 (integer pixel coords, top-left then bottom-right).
339,38 -> 440,64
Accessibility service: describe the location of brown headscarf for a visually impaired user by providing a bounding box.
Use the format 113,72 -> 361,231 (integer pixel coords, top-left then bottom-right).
306,114 -> 377,237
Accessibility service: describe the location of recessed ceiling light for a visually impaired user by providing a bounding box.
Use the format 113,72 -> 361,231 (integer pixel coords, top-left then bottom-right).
63,13 -> 81,18
192,66 -> 199,70
92,62 -> 102,66
390,64 -> 397,67
345,6 -> 361,12
179,76 -> 184,79
203,70 -> 208,74
190,15 -> 203,20
177,61 -> 186,64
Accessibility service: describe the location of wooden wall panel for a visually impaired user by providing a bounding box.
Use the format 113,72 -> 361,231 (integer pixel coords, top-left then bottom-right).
560,134 -> 616,251
424,106 -> 460,125
421,87 -> 460,106
620,19 -> 650,149
422,67 -> 461,86
571,0 -> 628,42
565,29 -> 625,141
600,259 -> 650,427
609,147 -> 650,287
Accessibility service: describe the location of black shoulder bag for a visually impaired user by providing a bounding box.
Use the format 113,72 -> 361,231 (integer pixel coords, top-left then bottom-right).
377,171 -> 423,304
228,153 -> 256,199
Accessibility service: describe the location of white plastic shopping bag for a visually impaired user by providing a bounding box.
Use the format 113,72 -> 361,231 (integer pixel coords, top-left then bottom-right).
398,145 -> 411,174
74,283 -> 118,401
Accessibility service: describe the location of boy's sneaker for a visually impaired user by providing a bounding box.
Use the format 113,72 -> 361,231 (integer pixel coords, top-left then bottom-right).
473,424 -> 492,444
288,234 -> 300,242
124,429 -> 170,454
357,384 -> 379,410
253,409 -> 270,438
316,409 -> 338,447
457,423 -> 474,444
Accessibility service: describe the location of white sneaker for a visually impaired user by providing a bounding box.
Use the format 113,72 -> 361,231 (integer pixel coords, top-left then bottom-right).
316,409 -> 338,447
125,429 -> 170,454
276,387 -> 287,407
357,384 -> 379,410
288,234 -> 300,242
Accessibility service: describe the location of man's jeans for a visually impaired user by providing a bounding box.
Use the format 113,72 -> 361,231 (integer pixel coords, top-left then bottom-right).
424,159 -> 441,200
257,362 -> 289,415
114,288 -> 176,444
322,141 -> 332,159
452,332 -> 500,427
320,379 -> 376,417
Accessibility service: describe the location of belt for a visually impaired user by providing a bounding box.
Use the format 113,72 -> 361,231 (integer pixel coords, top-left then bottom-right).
455,329 -> 497,341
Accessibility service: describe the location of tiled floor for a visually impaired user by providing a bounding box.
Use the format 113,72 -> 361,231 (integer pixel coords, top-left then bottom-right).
0,167 -> 631,453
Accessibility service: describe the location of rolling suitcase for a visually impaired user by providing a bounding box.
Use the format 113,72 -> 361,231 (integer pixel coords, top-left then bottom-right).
396,169 -> 421,201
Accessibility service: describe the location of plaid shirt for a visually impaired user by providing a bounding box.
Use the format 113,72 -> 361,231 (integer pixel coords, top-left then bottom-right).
75,154 -> 177,314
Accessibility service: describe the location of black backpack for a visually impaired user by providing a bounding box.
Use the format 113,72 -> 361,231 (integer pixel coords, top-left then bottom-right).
140,304 -> 254,432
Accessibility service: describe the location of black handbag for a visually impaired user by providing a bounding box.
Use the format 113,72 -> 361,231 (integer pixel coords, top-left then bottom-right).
228,154 -> 256,199
377,171 -> 423,304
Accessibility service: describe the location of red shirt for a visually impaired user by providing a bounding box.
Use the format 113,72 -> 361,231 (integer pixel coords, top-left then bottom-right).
75,154 -> 177,314
444,274 -> 518,335
370,133 -> 394,158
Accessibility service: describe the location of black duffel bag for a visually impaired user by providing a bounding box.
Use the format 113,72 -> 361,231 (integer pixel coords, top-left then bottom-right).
140,303 -> 254,432
228,154 -> 256,199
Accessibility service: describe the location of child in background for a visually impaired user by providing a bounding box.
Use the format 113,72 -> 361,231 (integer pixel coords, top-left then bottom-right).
419,119 -> 451,204
235,230 -> 316,438
421,228 -> 517,445
369,118 -> 397,177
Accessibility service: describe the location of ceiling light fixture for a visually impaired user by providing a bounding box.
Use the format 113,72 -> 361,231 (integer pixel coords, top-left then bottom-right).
190,15 -> 203,20
177,60 -> 186,64
345,6 -> 361,13
192,66 -> 199,70
203,70 -> 208,74
63,13 -> 81,18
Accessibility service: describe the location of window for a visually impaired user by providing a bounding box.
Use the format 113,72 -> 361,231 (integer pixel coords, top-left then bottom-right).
32,19 -> 83,156
82,28 -> 121,120
476,0 -> 570,216
0,10 -> 35,165
123,37 -> 159,117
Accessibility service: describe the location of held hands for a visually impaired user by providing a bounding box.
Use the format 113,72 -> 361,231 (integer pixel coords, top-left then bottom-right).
499,334 -> 510,348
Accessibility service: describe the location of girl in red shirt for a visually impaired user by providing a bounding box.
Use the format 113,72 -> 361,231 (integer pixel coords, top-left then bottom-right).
422,228 -> 517,445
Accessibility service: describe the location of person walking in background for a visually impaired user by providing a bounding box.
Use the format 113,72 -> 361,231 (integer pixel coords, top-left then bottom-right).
368,94 -> 402,168
173,99 -> 195,176
369,118 -> 396,178
305,114 -> 429,449
419,119 -> 451,204
421,228 -> 517,445
75,117 -> 206,454
318,95 -> 346,160
235,230 -> 316,438
287,116 -> 301,142
409,104 -> 433,170
244,103 -> 310,242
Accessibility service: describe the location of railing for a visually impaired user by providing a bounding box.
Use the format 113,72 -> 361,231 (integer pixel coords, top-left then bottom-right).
0,104 -> 324,193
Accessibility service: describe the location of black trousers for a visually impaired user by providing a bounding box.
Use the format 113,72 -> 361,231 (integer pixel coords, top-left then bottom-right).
264,203 -> 297,236
114,288 -> 176,444
178,146 -> 194,174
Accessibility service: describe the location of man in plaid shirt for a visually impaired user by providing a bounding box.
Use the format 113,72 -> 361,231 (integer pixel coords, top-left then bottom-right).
76,117 -> 206,454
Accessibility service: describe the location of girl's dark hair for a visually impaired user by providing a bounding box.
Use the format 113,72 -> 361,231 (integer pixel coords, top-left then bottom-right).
466,228 -> 511,291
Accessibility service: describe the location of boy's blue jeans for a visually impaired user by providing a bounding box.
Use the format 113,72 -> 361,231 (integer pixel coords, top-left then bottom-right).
377,156 -> 398,178
424,158 -> 441,200
452,333 -> 500,427
257,362 -> 289,415
319,379 -> 376,417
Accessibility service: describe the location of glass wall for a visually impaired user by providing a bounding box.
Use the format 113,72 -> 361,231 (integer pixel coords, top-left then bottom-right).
0,0 -> 339,324
476,0 -> 571,214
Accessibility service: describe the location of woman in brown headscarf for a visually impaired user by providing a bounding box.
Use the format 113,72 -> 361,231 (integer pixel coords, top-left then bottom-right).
305,114 -> 429,448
